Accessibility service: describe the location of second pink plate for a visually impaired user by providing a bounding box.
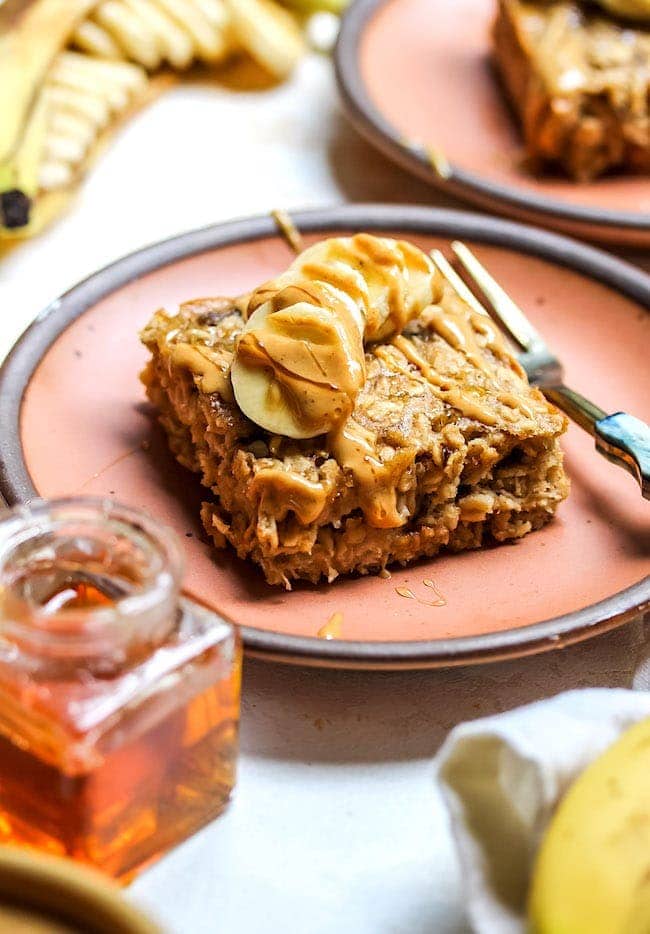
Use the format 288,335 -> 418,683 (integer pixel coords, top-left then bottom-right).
336,0 -> 650,246
0,206 -> 648,668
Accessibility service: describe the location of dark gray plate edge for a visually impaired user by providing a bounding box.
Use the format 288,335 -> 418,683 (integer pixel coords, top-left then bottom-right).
0,203 -> 649,667
334,0 -> 650,233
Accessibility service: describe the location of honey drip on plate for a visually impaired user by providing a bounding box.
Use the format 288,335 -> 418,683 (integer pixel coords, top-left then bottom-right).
318,611 -> 343,640
395,587 -> 416,600
395,582 -> 446,607
423,579 -> 447,607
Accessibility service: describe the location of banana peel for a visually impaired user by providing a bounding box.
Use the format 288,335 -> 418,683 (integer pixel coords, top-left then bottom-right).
0,0 -> 100,231
0,71 -> 179,243
0,0 -> 98,165
1,71 -> 176,240
528,716 -> 650,934
0,0 -> 324,240
0,84 -> 49,228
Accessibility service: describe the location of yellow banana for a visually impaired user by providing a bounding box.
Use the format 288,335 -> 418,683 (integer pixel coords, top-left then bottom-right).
0,0 -> 99,228
0,0 -> 98,165
0,86 -> 49,228
529,716 -> 650,934
0,0 -> 316,237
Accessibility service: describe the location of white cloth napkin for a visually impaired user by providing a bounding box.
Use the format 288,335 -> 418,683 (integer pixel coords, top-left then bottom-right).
435,687 -> 650,934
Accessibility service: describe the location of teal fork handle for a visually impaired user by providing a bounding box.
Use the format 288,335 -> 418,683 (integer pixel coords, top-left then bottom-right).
595,412 -> 650,500
543,386 -> 650,500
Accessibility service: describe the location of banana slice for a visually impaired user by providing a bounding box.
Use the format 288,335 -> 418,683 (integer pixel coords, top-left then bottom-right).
51,57 -> 128,111
150,0 -> 231,62
72,19 -> 125,58
49,52 -> 148,124
39,159 -> 75,191
93,0 -> 164,69
49,110 -> 97,150
121,0 -> 196,68
224,0 -> 305,78
231,304 -> 303,438
45,84 -> 113,129
193,0 -> 231,29
39,52 -> 150,189
230,236 -> 441,438
45,132 -> 88,164
230,298 -> 362,439
53,52 -> 148,95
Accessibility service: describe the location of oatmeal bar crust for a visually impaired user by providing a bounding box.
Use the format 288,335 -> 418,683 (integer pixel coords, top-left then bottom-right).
493,0 -> 650,180
141,295 -> 569,588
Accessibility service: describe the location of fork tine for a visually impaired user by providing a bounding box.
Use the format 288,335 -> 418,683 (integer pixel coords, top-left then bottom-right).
430,249 -> 491,318
451,241 -> 542,351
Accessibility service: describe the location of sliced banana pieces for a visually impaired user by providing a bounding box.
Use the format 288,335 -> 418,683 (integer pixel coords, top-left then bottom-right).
37,53 -> 149,193
69,0 -> 301,74
1,0 -> 316,236
225,0 -> 304,78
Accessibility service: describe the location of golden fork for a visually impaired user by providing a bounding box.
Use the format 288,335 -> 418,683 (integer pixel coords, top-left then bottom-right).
431,243 -> 650,500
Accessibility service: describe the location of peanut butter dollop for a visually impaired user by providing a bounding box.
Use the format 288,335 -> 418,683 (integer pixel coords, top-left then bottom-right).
230,234 -> 443,439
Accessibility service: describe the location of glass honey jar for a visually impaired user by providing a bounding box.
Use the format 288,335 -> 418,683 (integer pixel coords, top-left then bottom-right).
0,498 -> 240,882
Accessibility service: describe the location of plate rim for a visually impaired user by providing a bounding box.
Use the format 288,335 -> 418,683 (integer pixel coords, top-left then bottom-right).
0,203 -> 649,668
334,0 -> 650,236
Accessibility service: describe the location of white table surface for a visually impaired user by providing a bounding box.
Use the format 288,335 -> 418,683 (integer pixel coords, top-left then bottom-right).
1,52 -> 648,934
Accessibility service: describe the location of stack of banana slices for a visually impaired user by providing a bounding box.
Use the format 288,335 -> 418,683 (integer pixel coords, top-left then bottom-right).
0,0 -> 313,239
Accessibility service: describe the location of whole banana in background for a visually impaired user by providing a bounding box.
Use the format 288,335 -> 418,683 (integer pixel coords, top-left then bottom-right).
0,0 -> 343,239
529,716 -> 650,934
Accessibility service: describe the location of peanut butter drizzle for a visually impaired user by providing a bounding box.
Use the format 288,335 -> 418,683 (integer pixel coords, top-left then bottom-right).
298,233 -> 440,343
168,343 -> 233,401
251,419 -> 410,531
390,333 -> 533,425
329,419 -> 413,529
422,288 -> 522,377
318,611 -> 343,640
250,469 -> 332,525
172,236 -> 538,537
388,335 -> 497,426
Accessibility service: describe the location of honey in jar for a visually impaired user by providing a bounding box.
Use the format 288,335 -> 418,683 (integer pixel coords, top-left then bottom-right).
0,498 -> 240,882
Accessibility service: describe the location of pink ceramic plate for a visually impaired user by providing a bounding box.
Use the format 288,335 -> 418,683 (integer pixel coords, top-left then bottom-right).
335,0 -> 650,247
0,206 -> 649,669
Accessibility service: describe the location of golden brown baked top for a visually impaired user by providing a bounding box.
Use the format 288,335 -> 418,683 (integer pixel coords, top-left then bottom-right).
141,235 -> 567,535
508,0 -> 650,108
